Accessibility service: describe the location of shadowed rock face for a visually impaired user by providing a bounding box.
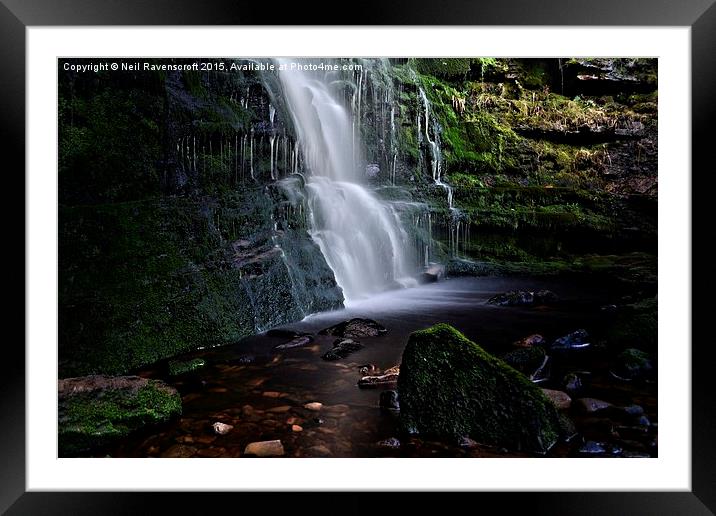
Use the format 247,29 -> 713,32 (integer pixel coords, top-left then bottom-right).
397,324 -> 562,453
318,318 -> 387,338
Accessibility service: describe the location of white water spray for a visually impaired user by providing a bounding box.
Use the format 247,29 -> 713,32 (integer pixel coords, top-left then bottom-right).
277,58 -> 416,301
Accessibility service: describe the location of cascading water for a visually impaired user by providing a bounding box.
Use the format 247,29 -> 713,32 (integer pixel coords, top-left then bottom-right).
276,58 -> 417,302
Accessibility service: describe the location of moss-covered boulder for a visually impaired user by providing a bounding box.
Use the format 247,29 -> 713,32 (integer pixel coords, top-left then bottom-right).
58,375 -> 182,456
398,324 -> 561,453
168,357 -> 206,377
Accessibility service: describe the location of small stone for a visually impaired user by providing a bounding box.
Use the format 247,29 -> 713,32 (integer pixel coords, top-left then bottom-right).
376,437 -> 401,448
267,405 -> 292,413
513,334 -> 546,348
304,402 -> 323,411
579,441 -> 606,454
244,440 -> 285,457
262,391 -> 284,398
551,329 -> 590,350
212,422 -> 233,435
306,444 -> 333,457
161,444 -> 197,458
291,424 -> 303,432
562,372 -> 583,394
574,397 -> 612,414
458,436 -> 479,449
541,388 -> 572,410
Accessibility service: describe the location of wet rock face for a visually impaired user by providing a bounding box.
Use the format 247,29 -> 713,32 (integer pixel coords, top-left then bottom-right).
398,323 -> 561,453
58,375 -> 182,456
551,329 -> 590,350
319,318 -> 387,338
502,346 -> 548,380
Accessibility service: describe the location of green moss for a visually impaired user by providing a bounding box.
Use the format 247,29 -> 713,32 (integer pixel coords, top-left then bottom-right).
502,346 -> 547,377
168,358 -> 206,376
607,297 -> 658,351
398,323 -> 561,453
58,380 -> 181,456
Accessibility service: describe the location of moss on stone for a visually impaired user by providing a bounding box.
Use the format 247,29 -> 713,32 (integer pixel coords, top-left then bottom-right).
168,357 -> 206,376
58,379 -> 181,456
398,323 -> 561,453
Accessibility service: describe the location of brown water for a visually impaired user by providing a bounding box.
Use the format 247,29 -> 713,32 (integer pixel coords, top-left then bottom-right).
112,276 -> 657,458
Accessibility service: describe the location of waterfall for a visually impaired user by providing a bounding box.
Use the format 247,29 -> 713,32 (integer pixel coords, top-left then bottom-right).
276,58 -> 417,301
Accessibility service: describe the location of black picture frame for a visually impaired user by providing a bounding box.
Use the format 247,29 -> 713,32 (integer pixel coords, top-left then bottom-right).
4,1 -> 713,513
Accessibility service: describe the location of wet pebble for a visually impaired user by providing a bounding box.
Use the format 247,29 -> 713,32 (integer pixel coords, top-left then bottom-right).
291,425 -> 303,432
574,397 -> 612,414
161,444 -> 197,458
541,388 -> 572,410
267,405 -> 292,413
377,437 -> 401,448
244,440 -> 285,457
304,402 -> 323,411
306,444 -> 333,457
212,422 -> 234,435
579,441 -> 606,455
197,447 -> 226,458
262,391 -> 285,398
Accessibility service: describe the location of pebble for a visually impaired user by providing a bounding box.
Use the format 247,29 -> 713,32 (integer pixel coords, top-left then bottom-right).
291,425 -> 303,432
267,405 -> 292,413
244,440 -> 285,457
306,444 -> 333,457
212,422 -> 233,435
304,402 -> 323,411
262,391 -> 285,398
160,444 -> 197,458
579,441 -> 606,454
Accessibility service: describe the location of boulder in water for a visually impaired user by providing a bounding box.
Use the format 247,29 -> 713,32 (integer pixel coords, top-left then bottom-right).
322,338 -> 364,361
398,324 -> 562,453
513,334 -> 546,348
487,290 -> 534,306
502,346 -> 548,380
551,329 -> 591,350
610,348 -> 654,381
319,318 -> 387,338
420,263 -> 445,283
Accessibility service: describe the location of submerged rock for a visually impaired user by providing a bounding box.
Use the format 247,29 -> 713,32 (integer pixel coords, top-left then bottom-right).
377,437 -> 401,448
420,263 -> 445,283
574,397 -> 612,414
304,402 -> 323,411
610,348 -> 654,381
58,375 -> 182,456
274,335 -> 314,350
398,324 -> 562,453
244,440 -> 285,457
322,338 -> 364,361
319,318 -> 387,338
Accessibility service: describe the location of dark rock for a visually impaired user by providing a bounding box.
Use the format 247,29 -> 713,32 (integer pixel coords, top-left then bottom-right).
266,328 -> 305,339
513,334 -> 546,348
558,414 -> 578,441
579,440 -> 607,455
458,436 -> 479,449
319,318 -> 387,338
551,329 -> 590,350
274,335 -> 314,350
562,372 -> 583,394
235,354 -> 256,364
322,338 -> 364,361
445,258 -> 507,277
600,304 -> 618,313
58,375 -> 182,456
534,290 -> 559,304
398,324 -> 562,453
487,290 -> 534,306
574,397 -> 612,414
502,346 -> 548,380
358,364 -> 379,375
420,263 -> 445,283
541,389 -> 572,410
610,348 -> 654,381
376,437 -> 401,448
379,390 -> 400,411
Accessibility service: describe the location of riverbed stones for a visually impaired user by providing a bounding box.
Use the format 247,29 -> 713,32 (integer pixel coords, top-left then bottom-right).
377,437 -> 401,448
291,424 -> 303,432
58,375 -> 182,456
244,440 -> 285,457
398,323 -> 562,453
304,402 -> 323,411
574,397 -> 612,414
487,290 -> 534,306
322,338 -> 364,361
319,318 -> 387,338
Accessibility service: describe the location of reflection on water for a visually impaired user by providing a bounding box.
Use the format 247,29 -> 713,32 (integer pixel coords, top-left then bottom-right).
112,277 -> 657,458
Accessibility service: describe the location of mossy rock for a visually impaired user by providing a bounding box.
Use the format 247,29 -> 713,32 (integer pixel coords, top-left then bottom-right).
606,297 -> 657,351
398,324 -> 561,453
58,375 -> 182,456
168,357 -> 206,376
611,348 -> 654,381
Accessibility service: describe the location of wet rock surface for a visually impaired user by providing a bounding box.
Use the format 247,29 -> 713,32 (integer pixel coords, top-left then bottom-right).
319,318 -> 387,338
322,339 -> 364,361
